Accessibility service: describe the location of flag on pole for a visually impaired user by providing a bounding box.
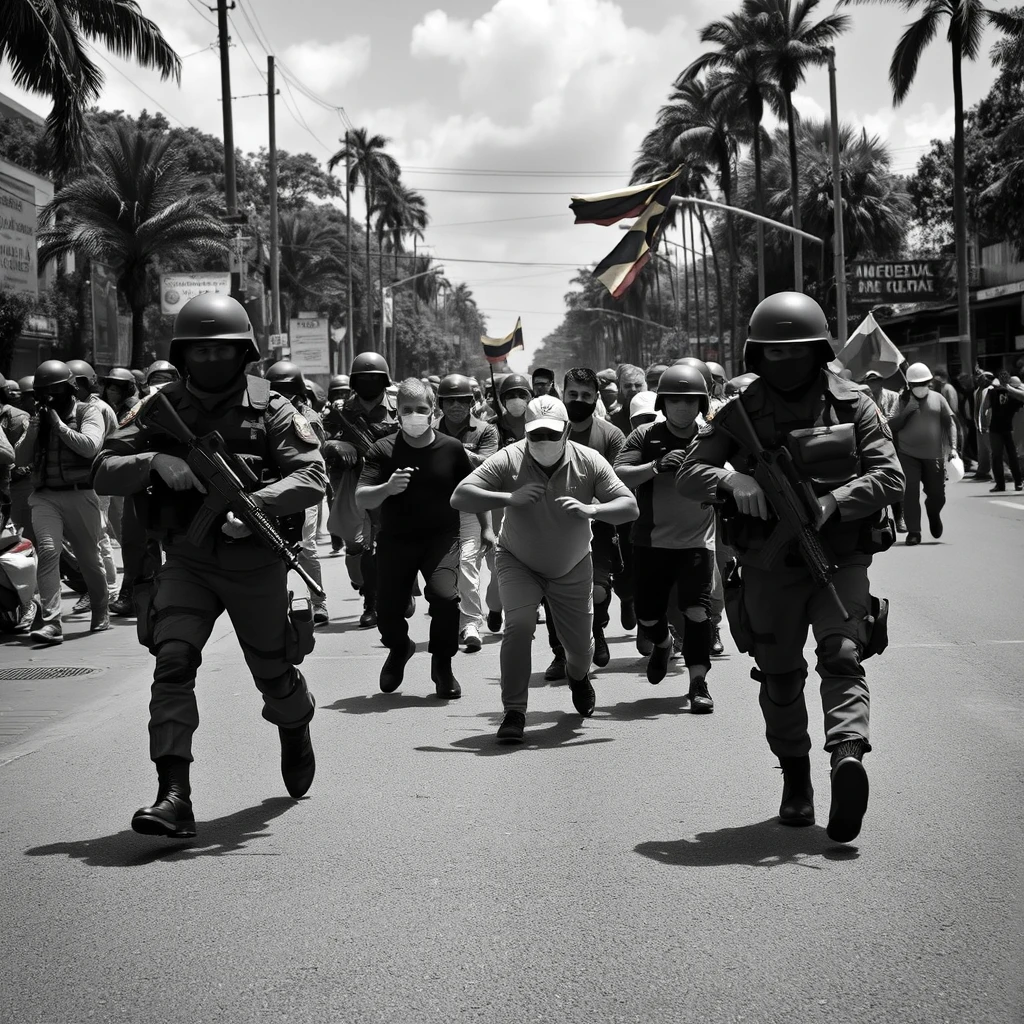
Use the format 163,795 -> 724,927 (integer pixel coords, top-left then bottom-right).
570,169 -> 682,226
481,318 -> 524,364
382,287 -> 393,328
831,312 -> 905,380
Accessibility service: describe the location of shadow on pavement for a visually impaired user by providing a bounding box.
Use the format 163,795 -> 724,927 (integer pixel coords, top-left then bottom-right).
635,818 -> 860,869
415,710 -> 614,757
317,618 -> 371,635
323,691 -> 442,714
598,694 -> 691,722
24,797 -> 299,867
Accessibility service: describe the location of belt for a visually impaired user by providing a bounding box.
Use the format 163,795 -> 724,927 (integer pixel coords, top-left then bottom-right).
39,483 -> 94,492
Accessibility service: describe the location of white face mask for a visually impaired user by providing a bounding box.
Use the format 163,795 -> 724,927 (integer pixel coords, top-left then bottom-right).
401,413 -> 431,438
504,397 -> 528,418
911,386 -> 931,399
527,438 -> 566,466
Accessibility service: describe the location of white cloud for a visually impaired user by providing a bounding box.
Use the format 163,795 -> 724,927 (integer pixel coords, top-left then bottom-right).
791,92 -> 827,123
903,102 -> 955,146
281,37 -> 371,93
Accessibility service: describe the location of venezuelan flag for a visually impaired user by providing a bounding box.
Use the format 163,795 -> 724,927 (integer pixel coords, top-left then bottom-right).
569,168 -> 682,226
481,318 -> 524,364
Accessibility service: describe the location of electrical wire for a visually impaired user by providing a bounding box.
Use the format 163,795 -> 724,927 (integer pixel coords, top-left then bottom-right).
186,0 -> 217,28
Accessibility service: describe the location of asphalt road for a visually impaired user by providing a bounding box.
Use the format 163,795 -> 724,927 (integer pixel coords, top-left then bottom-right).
1,480 -> 1022,1024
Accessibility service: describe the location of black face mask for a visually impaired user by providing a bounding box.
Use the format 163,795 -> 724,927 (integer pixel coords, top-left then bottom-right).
758,354 -> 820,396
37,385 -> 75,417
352,376 -> 387,402
184,349 -> 248,392
566,399 -> 597,423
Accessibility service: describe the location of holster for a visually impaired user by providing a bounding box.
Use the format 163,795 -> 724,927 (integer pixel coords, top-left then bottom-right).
861,595 -> 890,660
722,560 -> 755,655
134,575 -> 157,652
285,591 -> 316,665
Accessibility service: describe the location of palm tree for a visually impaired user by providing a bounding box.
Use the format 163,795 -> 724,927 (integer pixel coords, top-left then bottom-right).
681,12 -> 783,300
37,123 -> 227,367
278,211 -> 348,324
327,128 -> 400,350
0,0 -> 180,177
744,0 -> 850,290
838,0 -> 1024,370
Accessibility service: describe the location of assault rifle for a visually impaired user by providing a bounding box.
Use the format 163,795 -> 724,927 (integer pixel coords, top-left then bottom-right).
719,398 -> 849,621
141,392 -> 325,599
328,403 -> 381,458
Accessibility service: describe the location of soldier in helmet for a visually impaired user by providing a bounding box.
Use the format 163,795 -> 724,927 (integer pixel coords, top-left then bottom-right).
615,364 -> 717,711
93,294 -> 326,838
1,373 -> 30,531
645,363 -> 668,391
327,374 -> 350,405
677,291 -> 904,843
266,360 -> 330,624
146,359 -> 179,391
14,359 -> 111,644
322,351 -> 398,628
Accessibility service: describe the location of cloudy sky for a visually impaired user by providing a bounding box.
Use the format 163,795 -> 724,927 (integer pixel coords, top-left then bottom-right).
0,0 -> 1008,367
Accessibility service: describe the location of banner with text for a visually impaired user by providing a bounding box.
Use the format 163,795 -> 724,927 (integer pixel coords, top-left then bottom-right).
289,317 -> 330,374
849,259 -> 950,305
0,168 -> 39,298
160,272 -> 231,315
91,262 -> 121,366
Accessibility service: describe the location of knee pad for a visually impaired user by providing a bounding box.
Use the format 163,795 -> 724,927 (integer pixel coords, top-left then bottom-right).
817,635 -> 863,678
593,584 -> 609,607
154,640 -> 202,685
760,668 -> 807,707
639,618 -> 669,646
681,616 -> 711,667
345,541 -> 365,557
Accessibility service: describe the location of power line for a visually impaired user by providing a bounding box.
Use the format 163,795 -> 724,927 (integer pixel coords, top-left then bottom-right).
186,0 -> 217,28
402,166 -> 628,178
88,45 -> 186,127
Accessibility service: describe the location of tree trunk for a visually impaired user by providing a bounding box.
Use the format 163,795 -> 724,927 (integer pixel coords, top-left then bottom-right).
723,177 -> 738,373
951,27 -> 972,372
753,123 -> 766,301
691,211 -> 701,357
364,174 -> 374,352
681,213 -> 691,351
700,214 -> 712,367
785,91 -> 804,291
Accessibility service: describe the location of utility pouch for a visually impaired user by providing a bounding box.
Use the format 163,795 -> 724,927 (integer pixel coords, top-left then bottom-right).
860,507 -> 896,554
722,560 -> 755,655
134,575 -> 156,652
285,591 -> 316,665
861,594 -> 890,660
786,423 -> 859,492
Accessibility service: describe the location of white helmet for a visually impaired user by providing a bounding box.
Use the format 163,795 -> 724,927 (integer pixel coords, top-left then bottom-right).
906,362 -> 933,385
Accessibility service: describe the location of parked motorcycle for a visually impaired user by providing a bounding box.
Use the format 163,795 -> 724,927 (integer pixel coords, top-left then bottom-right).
0,525 -> 38,633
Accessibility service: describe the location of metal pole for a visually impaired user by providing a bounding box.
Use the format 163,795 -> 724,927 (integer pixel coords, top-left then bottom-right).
217,0 -> 237,215
673,196 -> 822,245
267,56 -> 280,343
827,48 -> 848,347
344,138 -> 353,371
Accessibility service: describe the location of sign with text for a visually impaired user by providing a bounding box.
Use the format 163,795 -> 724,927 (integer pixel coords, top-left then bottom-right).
159,272 -> 231,315
0,168 -> 39,298
91,262 -> 121,367
289,317 -> 329,374
849,259 -> 949,305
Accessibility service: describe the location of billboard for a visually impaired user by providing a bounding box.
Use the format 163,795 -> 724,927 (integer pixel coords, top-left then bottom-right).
849,259 -> 950,305
91,262 -> 121,367
0,166 -> 40,298
159,271 -> 231,315
289,317 -> 329,374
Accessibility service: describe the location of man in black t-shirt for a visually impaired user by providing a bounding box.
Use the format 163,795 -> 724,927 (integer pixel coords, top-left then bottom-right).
356,379 -> 473,698
984,373 -> 1024,491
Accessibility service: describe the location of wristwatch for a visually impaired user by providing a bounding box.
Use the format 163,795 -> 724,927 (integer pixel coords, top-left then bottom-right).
650,460 -> 660,475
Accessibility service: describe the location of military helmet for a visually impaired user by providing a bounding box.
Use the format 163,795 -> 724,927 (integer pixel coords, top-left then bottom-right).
66,359 -> 97,385
169,293 -> 259,370
266,360 -> 305,385
328,373 -> 350,389
34,359 -> 75,392
655,363 -> 709,414
350,351 -> 390,378
745,291 -> 834,370
671,356 -> 713,390
130,368 -> 146,387
726,372 -> 758,396
437,373 -> 474,400
705,360 -> 727,383
906,362 -> 933,385
101,367 -> 137,386
146,359 -> 179,384
498,373 -> 532,398
5,379 -> 22,401
17,375 -> 34,398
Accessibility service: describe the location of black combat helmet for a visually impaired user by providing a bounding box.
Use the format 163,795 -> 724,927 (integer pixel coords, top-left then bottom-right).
67,359 -> 98,388
671,356 -> 713,391
17,376 -> 34,400
655,363 -> 709,415
265,360 -> 306,399
146,359 -> 180,384
498,373 -> 532,399
327,374 -> 350,401
349,351 -> 391,379
705,361 -> 727,384
437,374 -> 474,400
744,291 -> 834,371
168,293 -> 259,372
101,367 -> 137,387
34,359 -> 75,392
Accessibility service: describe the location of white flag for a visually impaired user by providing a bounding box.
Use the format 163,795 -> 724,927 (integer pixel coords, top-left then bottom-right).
382,287 -> 393,328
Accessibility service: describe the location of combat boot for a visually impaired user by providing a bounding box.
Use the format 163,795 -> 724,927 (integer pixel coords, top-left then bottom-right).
593,628 -> 610,668
431,655 -> 462,699
777,756 -> 815,827
544,654 -> 566,682
131,757 -> 196,838
827,740 -> 869,843
279,724 -> 315,798
380,637 -> 415,693
359,596 -> 377,629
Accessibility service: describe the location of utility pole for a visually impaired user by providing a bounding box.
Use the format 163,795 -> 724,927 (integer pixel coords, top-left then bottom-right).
267,55 -> 281,342
827,48 -> 848,348
345,136 -> 353,371
216,0 -> 238,215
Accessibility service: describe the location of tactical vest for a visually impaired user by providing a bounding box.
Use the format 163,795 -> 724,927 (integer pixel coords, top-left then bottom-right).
35,402 -> 97,488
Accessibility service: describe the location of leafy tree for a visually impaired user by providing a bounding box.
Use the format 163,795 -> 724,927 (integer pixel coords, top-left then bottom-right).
0,291 -> 32,376
248,148 -> 342,211
0,0 -> 180,176
0,115 -> 50,176
277,211 -> 347,323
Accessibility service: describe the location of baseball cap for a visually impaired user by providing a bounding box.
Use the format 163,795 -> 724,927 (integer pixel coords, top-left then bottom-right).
862,370 -> 884,380
630,391 -> 658,419
525,395 -> 568,433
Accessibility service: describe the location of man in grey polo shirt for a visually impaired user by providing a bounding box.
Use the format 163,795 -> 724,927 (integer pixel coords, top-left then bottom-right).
452,395 -> 638,743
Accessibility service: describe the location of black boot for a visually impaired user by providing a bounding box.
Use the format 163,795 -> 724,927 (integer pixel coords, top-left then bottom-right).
380,637 -> 415,693
131,757 -> 196,838
359,595 -> 377,629
710,624 -> 725,658
431,654 -> 462,699
827,740 -> 869,843
778,756 -> 815,827
279,724 -> 316,798
593,628 -> 610,668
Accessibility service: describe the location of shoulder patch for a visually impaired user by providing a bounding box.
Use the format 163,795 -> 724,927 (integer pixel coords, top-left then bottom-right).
118,394 -> 153,428
698,420 -> 716,437
292,412 -> 319,446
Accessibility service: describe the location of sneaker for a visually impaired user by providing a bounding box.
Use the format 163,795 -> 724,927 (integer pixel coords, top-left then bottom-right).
379,638 -> 415,693
647,642 -> 671,685
636,635 -> 654,657
110,593 -> 134,617
13,601 -> 37,634
620,598 -> 637,630
827,740 -> 869,843
30,623 -> 63,646
496,709 -> 525,743
461,625 -> 482,653
71,593 -> 91,614
313,603 -> 330,626
593,630 -> 610,668
486,609 -> 503,633
926,508 -> 943,538
329,542 -> 343,557
688,678 -> 714,714
670,625 -> 684,658
568,673 -> 596,717
710,624 -> 725,658
544,655 -> 566,682
905,532 -> 921,546
1016,482 -> 1023,491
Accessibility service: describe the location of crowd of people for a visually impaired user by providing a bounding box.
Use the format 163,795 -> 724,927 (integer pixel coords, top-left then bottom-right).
2,288 -> 1019,847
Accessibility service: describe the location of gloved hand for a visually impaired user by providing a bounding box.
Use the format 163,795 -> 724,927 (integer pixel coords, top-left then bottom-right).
656,449 -> 687,474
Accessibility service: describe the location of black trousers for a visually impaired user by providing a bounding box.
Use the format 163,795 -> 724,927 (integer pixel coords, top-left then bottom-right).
376,532 -> 460,658
990,430 -> 1022,487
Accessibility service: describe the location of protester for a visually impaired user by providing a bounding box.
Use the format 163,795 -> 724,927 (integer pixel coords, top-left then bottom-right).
435,373 -> 500,652
451,395 -> 637,743
615,364 -> 716,711
888,362 -> 958,545
611,364 -> 646,437
0,374 -> 30,532
983,370 -> 1024,492
862,371 -> 900,420
356,379 -> 472,699
531,367 -> 558,399
970,368 -> 995,481
704,360 -> 728,416
145,360 -> 180,391
629,391 -> 659,429
645,363 -> 668,391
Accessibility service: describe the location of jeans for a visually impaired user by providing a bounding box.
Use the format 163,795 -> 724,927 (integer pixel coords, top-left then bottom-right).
898,453 -> 945,533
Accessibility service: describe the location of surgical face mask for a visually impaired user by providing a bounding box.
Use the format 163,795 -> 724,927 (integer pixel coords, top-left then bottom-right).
527,437 -> 566,466
401,412 -> 431,438
184,346 -> 247,392
758,353 -> 819,395
911,386 -> 931,399
566,398 -> 597,423
353,376 -> 387,402
504,397 -> 528,418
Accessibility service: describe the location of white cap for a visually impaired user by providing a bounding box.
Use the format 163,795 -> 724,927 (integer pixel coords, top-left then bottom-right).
524,394 -> 568,433
630,391 -> 657,418
906,362 -> 932,384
